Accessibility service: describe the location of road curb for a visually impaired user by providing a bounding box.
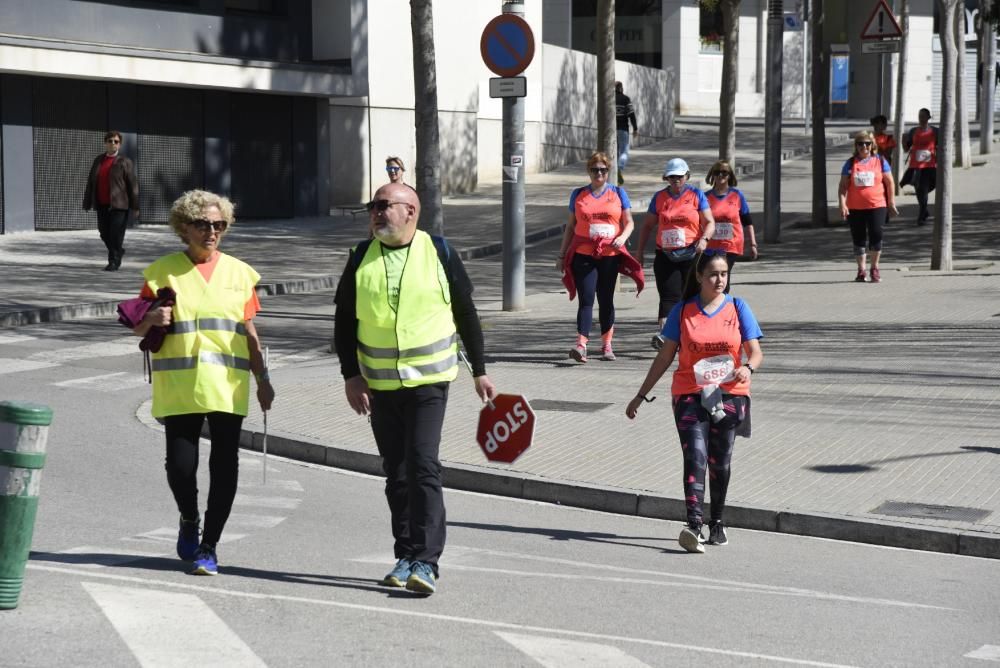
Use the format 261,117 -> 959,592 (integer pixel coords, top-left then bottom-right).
237,426 -> 999,560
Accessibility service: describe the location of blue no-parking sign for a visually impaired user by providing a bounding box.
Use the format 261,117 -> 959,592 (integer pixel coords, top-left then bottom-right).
480,14 -> 535,78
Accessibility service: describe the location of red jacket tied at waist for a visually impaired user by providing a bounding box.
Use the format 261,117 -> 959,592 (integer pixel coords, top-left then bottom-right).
561,235 -> 645,301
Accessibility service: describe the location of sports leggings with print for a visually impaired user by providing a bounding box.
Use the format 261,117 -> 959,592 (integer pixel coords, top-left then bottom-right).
672,393 -> 747,528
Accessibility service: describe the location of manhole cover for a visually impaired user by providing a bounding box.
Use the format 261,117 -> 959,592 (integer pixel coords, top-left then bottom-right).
871,501 -> 991,523
528,399 -> 612,413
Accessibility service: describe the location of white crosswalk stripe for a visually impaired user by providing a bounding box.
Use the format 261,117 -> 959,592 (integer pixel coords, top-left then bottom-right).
226,513 -> 287,529
54,371 -> 148,392
233,494 -> 301,510
966,645 -> 1000,661
0,357 -> 57,376
28,339 -> 138,363
83,582 -> 267,667
0,333 -> 36,344
125,527 -> 248,545
497,631 -> 652,667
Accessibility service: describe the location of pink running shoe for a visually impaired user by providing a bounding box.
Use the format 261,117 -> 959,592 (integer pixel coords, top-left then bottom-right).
569,345 -> 587,363
870,267 -> 881,283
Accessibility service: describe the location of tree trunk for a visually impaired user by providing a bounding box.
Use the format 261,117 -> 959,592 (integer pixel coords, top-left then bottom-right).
410,0 -> 443,235
933,0 -> 958,271
596,0 -> 617,179
718,0 -> 740,165
978,0 -> 996,154
892,0 -> 908,190
810,0 -> 828,226
954,4 -> 971,167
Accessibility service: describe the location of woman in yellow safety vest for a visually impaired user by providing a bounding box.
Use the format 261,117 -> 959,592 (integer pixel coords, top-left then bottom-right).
132,189 -> 275,576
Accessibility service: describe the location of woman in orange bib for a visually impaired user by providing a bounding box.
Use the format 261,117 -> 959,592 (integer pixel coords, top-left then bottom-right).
838,131 -> 898,283
626,251 -> 763,552
704,160 -> 757,292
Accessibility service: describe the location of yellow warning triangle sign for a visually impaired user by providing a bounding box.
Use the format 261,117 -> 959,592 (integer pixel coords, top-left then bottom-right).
861,0 -> 903,40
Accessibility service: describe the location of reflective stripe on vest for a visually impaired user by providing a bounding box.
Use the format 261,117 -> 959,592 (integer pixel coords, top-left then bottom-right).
151,351 -> 252,372
143,251 -> 260,418
171,318 -> 248,336
355,231 -> 459,390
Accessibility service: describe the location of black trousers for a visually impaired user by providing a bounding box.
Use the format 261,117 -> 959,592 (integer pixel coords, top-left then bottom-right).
163,412 -> 243,547
913,168 -> 936,221
97,206 -> 128,267
370,383 -> 449,575
653,251 -> 695,319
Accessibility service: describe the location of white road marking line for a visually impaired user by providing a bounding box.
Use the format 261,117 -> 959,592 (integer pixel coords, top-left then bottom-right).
239,479 -> 303,492
36,565 -> 855,668
28,339 -> 138,363
53,371 -> 148,392
269,346 -> 329,368
232,494 -> 301,509
0,357 -> 57,376
55,546 -> 168,568
225,513 -> 287,529
497,631 -> 652,667
82,582 -> 267,668
966,645 -> 1000,661
0,334 -> 36,344
350,549 -> 951,611
125,527 -> 247,544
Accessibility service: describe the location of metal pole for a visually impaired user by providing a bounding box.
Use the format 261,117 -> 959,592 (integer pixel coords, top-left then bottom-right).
803,0 -> 811,133
502,0 -> 526,312
981,23 -> 997,154
764,0 -> 784,243
876,53 -> 884,115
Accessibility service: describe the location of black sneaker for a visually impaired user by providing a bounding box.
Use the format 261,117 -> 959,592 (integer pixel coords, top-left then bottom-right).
707,521 -> 729,546
176,516 -> 201,561
678,524 -> 705,553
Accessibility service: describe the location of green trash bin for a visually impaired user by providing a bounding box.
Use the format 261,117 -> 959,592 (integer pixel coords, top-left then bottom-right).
0,401 -> 52,610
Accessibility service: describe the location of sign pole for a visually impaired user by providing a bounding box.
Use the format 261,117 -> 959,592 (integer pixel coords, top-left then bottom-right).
501,1 -> 526,312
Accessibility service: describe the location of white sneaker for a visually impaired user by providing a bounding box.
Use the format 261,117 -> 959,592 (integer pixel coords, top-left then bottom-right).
678,525 -> 705,553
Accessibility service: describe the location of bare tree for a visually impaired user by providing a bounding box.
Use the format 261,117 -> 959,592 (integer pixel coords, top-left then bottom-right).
954,6 -> 971,168
410,0 -> 443,235
596,0 -> 617,179
892,0 -> 909,189
933,0 -> 961,271
810,0 -> 829,226
978,0 -> 997,154
718,0 -> 741,164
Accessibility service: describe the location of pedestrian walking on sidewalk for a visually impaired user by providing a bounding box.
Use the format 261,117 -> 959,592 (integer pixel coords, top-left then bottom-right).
385,156 -> 406,184
704,160 -> 757,292
870,115 -> 897,166
556,151 -> 639,363
838,131 -> 898,283
132,189 -> 275,576
626,251 -> 763,553
82,130 -> 139,271
615,82 -> 638,185
636,158 -> 715,350
334,183 -> 497,596
900,108 -> 938,225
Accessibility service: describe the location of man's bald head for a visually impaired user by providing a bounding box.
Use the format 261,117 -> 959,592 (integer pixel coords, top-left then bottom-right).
369,183 -> 420,245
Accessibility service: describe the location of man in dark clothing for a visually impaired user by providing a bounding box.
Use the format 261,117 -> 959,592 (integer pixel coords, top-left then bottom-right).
615,81 -> 639,185
83,130 -> 139,271
333,183 -> 497,596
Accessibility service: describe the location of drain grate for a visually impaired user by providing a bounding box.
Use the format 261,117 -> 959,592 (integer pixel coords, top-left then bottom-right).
528,399 -> 613,413
871,500 -> 991,523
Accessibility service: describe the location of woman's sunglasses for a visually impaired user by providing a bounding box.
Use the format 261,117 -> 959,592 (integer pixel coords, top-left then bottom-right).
188,219 -> 227,233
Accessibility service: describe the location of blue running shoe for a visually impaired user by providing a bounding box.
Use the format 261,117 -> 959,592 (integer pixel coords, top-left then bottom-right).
190,545 -> 218,576
380,558 -> 412,588
176,516 -> 200,561
405,561 -> 436,595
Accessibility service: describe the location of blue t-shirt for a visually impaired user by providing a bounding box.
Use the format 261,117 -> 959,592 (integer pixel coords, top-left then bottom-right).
840,155 -> 891,176
646,185 -> 710,214
661,294 -> 763,343
568,184 -> 631,212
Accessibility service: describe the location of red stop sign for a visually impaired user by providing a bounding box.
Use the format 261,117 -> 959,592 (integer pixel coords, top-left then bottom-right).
476,394 -> 535,464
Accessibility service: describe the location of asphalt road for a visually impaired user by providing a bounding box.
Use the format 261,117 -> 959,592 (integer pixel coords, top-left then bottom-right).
1,313 -> 998,667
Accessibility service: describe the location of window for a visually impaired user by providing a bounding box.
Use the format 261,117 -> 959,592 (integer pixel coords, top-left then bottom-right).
699,2 -> 724,53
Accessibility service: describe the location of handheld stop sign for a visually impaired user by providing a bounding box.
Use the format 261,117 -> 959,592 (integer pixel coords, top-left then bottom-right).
476,393 -> 535,464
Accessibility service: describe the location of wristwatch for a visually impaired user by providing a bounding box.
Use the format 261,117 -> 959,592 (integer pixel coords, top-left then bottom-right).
745,364 -> 755,375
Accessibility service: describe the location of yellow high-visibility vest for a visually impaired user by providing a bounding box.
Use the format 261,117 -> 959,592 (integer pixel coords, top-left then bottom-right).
355,230 -> 458,390
144,252 -> 260,417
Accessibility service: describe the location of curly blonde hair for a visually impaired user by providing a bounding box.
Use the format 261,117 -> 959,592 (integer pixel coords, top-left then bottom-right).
168,190 -> 236,239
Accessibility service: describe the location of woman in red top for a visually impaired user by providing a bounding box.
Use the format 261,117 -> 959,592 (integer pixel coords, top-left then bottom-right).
870,115 -> 896,166
901,108 -> 938,225
838,131 -> 898,283
626,252 -> 763,552
557,152 -> 635,362
705,160 -> 757,293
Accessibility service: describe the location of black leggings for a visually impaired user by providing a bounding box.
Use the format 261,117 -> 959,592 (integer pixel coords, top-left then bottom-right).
164,412 -> 244,547
848,208 -> 887,253
571,253 -> 621,336
653,251 -> 694,319
672,393 -> 747,528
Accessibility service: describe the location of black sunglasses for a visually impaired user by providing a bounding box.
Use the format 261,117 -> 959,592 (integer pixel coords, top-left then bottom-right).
366,199 -> 406,213
714,170 -> 731,177
188,219 -> 227,233
386,166 -> 401,173
856,141 -> 873,146
589,167 -> 609,175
